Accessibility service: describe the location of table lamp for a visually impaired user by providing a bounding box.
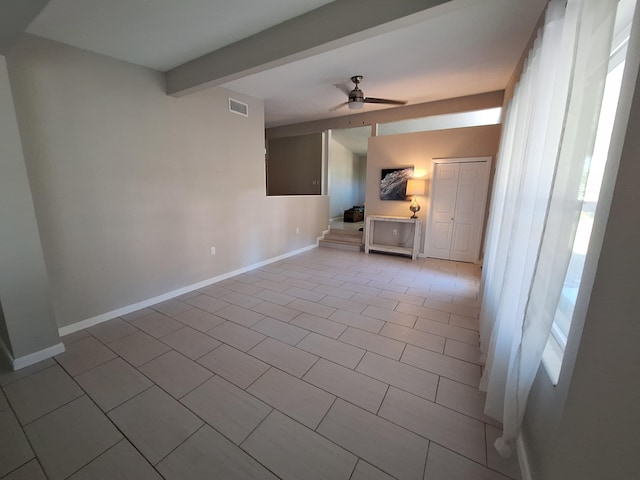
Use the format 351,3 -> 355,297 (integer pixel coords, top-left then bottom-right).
406,179 -> 425,219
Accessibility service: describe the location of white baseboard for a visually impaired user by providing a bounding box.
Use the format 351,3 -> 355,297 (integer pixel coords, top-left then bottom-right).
317,228 -> 330,245
0,339 -> 65,371
517,433 -> 534,480
59,243 -> 319,337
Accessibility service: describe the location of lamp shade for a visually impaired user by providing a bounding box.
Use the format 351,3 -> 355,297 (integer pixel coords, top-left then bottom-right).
406,178 -> 425,196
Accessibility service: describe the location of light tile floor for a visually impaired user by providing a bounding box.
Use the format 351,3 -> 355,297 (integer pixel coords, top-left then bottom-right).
0,248 -> 521,480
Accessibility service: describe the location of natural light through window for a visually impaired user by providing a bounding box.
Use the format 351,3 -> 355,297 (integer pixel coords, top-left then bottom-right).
543,9 -> 631,384
377,107 -> 502,136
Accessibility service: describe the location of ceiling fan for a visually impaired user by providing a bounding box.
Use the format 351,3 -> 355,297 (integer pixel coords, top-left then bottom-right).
331,75 -> 407,111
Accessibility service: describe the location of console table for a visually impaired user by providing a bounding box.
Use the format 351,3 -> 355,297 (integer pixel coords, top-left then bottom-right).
364,215 -> 422,260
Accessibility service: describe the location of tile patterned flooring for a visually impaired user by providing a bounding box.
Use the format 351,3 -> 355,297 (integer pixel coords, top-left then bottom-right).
0,248 -> 521,480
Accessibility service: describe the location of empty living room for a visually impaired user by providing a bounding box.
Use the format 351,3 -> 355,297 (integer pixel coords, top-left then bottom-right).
1,1 -> 638,479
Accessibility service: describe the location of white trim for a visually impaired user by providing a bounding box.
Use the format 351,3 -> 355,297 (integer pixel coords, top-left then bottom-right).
541,333 -> 563,386
2,342 -> 66,371
322,130 -> 329,195
516,434 -> 534,480
317,228 -> 330,246
58,243 -> 319,337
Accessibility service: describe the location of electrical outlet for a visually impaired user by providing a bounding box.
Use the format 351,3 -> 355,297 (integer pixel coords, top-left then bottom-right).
393,228 -> 398,236
210,246 -> 216,255
296,227 -> 300,234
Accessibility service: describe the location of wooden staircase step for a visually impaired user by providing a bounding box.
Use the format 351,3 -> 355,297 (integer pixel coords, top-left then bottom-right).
323,234 -> 363,244
318,239 -> 363,252
319,224 -> 364,252
328,227 -> 363,237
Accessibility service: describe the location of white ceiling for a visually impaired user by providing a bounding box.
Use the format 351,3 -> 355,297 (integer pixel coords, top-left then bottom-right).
225,0 -> 546,127
26,0 -> 335,71
24,0 -> 548,128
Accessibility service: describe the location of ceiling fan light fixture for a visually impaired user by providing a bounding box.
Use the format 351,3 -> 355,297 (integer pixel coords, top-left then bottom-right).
331,75 -> 406,112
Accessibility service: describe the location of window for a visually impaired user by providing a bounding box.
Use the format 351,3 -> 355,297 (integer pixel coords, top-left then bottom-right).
543,2 -> 633,384
377,107 -> 501,136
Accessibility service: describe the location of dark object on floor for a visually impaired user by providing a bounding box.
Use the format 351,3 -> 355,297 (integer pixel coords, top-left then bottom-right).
343,206 -> 364,222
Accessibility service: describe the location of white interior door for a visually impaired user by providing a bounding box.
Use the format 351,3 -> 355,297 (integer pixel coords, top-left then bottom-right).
426,158 -> 491,262
427,163 -> 459,259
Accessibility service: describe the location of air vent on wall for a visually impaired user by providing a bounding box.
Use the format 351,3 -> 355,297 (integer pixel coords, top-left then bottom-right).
229,98 -> 248,117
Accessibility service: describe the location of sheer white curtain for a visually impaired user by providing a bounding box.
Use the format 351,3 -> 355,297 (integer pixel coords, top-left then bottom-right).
479,0 -> 618,456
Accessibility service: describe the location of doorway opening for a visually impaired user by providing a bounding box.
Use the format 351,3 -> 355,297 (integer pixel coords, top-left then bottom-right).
326,126 -> 370,231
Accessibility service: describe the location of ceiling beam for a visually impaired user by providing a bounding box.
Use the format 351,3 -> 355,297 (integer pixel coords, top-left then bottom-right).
266,90 -> 505,139
0,0 -> 50,55
166,0 -> 451,97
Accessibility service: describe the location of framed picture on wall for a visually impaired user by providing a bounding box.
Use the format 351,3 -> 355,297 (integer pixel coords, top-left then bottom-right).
380,166 -> 414,200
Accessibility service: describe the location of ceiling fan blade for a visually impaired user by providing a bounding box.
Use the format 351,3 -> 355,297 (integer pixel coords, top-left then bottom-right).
329,102 -> 349,112
364,97 -> 407,105
332,83 -> 351,96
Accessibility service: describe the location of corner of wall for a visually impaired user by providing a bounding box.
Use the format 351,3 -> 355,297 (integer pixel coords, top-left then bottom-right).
0,335 -> 65,371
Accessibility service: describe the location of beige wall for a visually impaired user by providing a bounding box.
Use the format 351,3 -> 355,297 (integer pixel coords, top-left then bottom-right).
265,91 -> 505,248
328,137 -> 360,218
356,156 -> 367,205
365,125 -> 501,254
267,133 -> 322,196
0,55 -> 60,358
6,35 -> 328,329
